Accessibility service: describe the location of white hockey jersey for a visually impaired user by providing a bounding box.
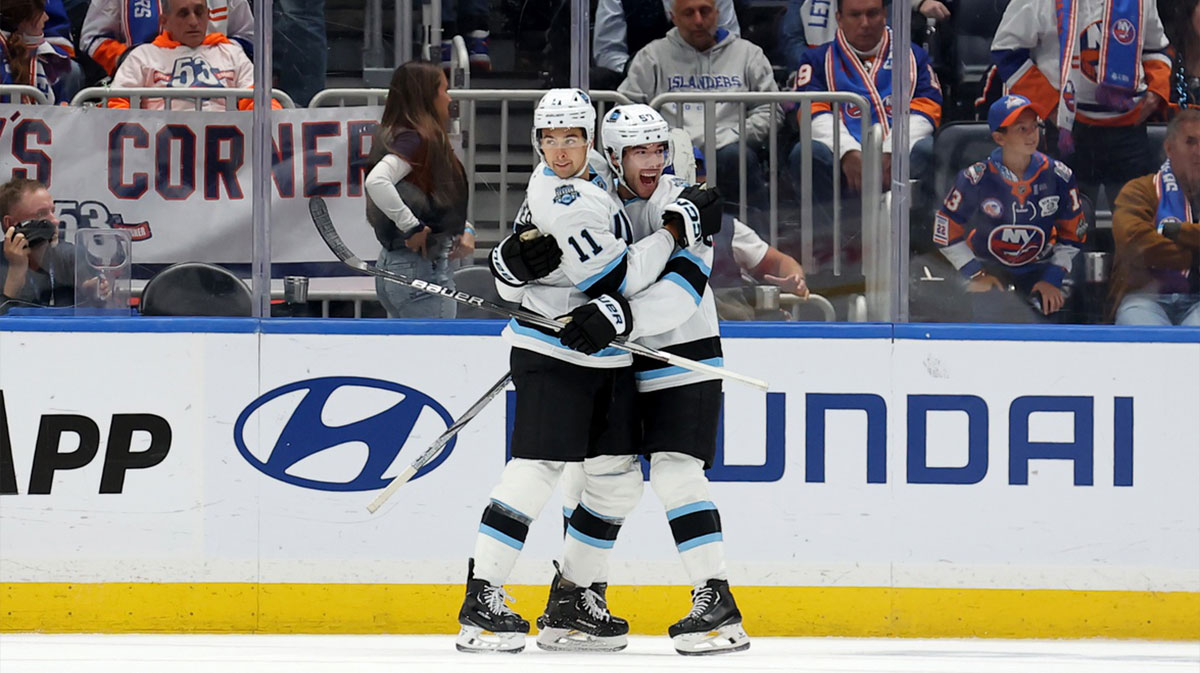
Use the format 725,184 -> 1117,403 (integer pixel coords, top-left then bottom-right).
495,163 -> 677,368
621,176 -> 723,393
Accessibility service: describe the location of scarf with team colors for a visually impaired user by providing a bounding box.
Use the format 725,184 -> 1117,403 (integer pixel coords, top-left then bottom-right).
124,0 -> 160,46
1097,0 -> 1144,92
1152,159 -> 1192,293
826,27 -> 915,143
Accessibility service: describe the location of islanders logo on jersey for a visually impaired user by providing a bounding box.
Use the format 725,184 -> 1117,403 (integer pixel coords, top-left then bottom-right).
1112,18 -> 1136,46
987,225 -> 1046,266
554,185 -> 580,206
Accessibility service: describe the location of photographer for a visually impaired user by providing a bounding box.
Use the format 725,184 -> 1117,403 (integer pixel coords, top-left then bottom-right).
0,178 -> 88,314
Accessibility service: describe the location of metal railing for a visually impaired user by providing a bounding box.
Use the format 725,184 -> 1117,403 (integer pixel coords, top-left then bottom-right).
646,90 -> 887,319
70,87 -> 296,109
0,85 -> 51,105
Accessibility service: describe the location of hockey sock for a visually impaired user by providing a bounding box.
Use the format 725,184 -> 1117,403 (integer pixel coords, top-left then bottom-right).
665,500 -> 728,585
651,452 -> 728,585
472,458 -> 562,586
560,455 -> 642,587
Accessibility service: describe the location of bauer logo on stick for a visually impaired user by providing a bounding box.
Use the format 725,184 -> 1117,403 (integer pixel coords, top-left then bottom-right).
234,376 -> 456,491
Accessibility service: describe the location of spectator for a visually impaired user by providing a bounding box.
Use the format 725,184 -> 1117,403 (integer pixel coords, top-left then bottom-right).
106,0 -> 273,111
273,0 -> 326,106
787,0 -> 941,229
779,0 -> 952,73
593,0 -> 740,89
991,0 -> 1171,210
618,0 -> 779,209
1161,0 -> 1200,108
932,95 -> 1086,324
0,178 -> 106,314
1110,109 -> 1200,326
82,0 -> 253,77
365,61 -> 473,319
0,0 -> 73,104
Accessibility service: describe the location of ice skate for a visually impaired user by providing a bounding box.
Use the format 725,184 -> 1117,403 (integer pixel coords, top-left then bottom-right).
535,563 -> 628,652
455,560 -> 529,654
668,579 -> 750,655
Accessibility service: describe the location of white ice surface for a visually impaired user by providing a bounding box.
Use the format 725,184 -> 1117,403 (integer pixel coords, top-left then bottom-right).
1,634 -> 1197,673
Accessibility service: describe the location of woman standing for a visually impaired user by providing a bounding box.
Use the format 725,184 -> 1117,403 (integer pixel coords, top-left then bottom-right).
365,60 -> 474,318
0,0 -> 71,104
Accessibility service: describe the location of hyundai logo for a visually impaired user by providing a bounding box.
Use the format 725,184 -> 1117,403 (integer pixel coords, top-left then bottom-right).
233,376 -> 455,491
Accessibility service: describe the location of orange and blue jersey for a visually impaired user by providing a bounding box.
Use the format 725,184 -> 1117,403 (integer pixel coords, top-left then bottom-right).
934,149 -> 1087,286
794,27 -> 943,143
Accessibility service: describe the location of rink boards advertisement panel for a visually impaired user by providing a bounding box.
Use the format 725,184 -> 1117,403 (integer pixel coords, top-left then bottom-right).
0,321 -> 1197,638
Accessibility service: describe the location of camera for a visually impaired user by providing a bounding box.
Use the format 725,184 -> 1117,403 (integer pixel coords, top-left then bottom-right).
12,219 -> 56,246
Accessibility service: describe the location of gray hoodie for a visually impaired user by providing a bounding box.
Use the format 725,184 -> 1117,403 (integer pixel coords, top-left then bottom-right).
619,27 -> 780,150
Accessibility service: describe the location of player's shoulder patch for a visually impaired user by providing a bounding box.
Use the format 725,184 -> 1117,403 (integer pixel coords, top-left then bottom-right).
1053,160 -> 1073,181
964,162 -> 986,185
554,184 -> 580,206
933,212 -> 950,245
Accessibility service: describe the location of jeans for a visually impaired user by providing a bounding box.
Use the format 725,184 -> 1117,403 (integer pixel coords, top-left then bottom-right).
1064,123 -> 1157,211
375,237 -> 456,318
713,142 -> 767,210
1114,292 -> 1200,326
273,0 -> 327,107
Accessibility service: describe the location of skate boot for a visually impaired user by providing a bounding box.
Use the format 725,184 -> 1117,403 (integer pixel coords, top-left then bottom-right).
535,563 -> 628,652
456,559 -> 529,654
668,579 -> 750,655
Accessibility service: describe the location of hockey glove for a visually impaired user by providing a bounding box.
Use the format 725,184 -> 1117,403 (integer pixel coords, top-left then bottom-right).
662,184 -> 723,247
490,226 -> 563,286
558,294 -> 633,355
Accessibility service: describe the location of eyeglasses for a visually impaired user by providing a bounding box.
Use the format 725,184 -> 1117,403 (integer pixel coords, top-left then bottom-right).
539,136 -> 587,150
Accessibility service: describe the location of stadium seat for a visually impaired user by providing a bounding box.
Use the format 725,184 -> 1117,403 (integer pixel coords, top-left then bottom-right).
140,262 -> 253,317
451,264 -> 515,319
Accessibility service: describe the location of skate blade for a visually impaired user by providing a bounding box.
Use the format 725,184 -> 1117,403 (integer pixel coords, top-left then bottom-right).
455,624 -> 525,654
672,622 -> 750,656
535,626 -> 628,652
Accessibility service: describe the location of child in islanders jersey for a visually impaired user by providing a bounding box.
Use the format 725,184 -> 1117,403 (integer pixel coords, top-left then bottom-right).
933,94 -> 1087,323
455,89 -> 720,655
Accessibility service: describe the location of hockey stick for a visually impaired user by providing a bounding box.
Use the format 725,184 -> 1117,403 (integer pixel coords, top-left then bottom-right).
309,197 -> 769,391
367,371 -> 512,513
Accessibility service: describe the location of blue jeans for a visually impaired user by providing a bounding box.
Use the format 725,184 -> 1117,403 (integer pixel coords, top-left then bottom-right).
273,0 -> 327,107
1114,293 -> 1200,326
375,238 -> 456,318
787,136 -> 935,214
714,142 -> 767,210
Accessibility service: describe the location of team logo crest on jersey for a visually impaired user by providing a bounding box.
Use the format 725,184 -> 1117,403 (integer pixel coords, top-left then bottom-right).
1038,196 -> 1060,217
554,185 -> 580,206
965,163 -> 986,185
1063,80 -> 1077,113
1112,18 -> 1136,46
988,225 -> 1046,266
982,198 -> 1004,218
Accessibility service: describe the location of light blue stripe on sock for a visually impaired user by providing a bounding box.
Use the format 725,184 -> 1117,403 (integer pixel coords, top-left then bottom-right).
666,500 -> 717,520
562,506 -> 574,519
566,525 -> 616,549
480,524 -> 524,550
677,532 -> 723,552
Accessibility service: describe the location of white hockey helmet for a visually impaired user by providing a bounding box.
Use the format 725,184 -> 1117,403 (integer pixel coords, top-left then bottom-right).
532,88 -> 596,162
600,104 -> 673,189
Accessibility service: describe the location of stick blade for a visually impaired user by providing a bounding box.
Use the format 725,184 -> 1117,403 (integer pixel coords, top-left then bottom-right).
309,196 -> 367,270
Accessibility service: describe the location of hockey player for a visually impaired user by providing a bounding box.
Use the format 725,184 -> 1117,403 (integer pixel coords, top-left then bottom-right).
555,104 -> 751,656
456,89 -> 718,654
933,94 -> 1087,323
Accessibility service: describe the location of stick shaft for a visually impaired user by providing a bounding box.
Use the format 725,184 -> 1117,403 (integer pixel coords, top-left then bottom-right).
310,197 -> 768,391
366,372 -> 512,513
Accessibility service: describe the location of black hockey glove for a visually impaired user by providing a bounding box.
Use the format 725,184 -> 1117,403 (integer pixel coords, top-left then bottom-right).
558,294 -> 633,355
661,184 -> 723,247
489,226 -> 563,286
